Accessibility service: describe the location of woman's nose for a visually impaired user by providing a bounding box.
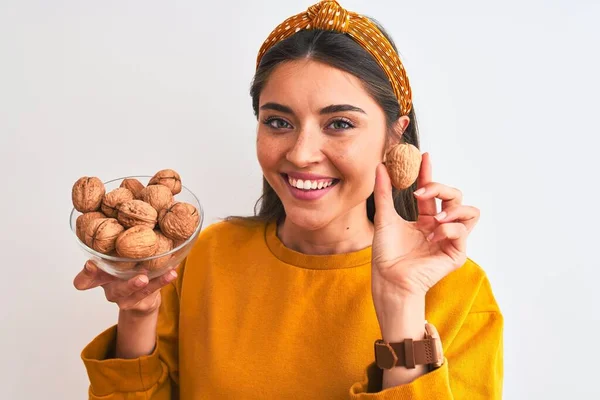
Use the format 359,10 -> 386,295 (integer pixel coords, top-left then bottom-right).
285,131 -> 324,168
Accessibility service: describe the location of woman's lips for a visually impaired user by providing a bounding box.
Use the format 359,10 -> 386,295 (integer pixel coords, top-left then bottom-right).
281,173 -> 339,201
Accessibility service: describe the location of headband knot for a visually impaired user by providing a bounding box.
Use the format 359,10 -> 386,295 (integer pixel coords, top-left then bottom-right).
307,0 -> 350,33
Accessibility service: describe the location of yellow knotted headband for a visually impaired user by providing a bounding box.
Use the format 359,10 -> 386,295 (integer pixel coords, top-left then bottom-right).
256,0 -> 413,116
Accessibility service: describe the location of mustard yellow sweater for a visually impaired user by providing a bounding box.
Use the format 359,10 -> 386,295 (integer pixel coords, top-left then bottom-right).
82,220 -> 503,399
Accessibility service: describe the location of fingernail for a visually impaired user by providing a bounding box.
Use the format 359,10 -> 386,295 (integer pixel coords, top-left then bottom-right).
167,270 -> 177,281
427,232 -> 435,242
435,211 -> 447,221
136,276 -> 148,287
84,261 -> 95,273
414,188 -> 426,196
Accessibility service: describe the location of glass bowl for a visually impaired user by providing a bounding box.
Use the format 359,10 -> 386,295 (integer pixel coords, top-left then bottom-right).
69,175 -> 203,281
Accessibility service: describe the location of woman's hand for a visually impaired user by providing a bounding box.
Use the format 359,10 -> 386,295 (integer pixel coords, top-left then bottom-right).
74,261 -> 178,358
73,260 -> 178,317
371,152 -> 480,305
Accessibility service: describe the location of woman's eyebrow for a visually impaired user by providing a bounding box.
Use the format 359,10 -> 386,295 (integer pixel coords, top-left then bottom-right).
259,102 -> 367,115
320,104 -> 367,115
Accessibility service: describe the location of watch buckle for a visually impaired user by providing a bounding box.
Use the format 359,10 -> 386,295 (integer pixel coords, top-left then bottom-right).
425,322 -> 444,368
374,340 -> 398,370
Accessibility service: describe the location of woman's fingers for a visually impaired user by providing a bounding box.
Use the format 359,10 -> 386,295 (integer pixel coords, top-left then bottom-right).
415,153 -> 437,216
434,205 -> 480,233
373,164 -> 407,226
74,260 -> 180,315
103,269 -> 177,306
73,260 -> 116,290
427,222 -> 468,254
103,274 -> 150,302
414,181 -> 463,214
117,270 -> 178,310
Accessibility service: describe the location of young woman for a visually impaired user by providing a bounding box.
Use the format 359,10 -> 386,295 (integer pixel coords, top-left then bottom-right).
74,1 -> 503,398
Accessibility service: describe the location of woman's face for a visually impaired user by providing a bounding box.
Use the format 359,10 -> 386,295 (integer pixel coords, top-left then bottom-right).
256,59 -> 400,231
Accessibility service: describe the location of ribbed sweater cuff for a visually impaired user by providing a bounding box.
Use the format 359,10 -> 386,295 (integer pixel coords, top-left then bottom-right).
81,325 -> 163,396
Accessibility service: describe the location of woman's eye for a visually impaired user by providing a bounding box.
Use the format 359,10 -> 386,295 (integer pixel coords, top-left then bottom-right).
264,118 -> 292,129
329,119 -> 354,130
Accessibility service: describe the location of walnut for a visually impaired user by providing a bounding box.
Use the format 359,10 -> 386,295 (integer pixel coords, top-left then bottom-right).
158,202 -> 200,241
172,238 -> 187,249
117,199 -> 158,229
149,169 -> 182,195
384,143 -> 422,190
84,218 -> 125,254
107,251 -> 138,271
75,211 -> 105,243
139,230 -> 174,271
101,188 -> 135,218
120,178 -> 145,199
72,177 -> 105,212
139,185 -> 174,213
115,226 -> 158,259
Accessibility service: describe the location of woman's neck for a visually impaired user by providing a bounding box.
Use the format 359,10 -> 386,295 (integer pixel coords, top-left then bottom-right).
278,209 -> 374,255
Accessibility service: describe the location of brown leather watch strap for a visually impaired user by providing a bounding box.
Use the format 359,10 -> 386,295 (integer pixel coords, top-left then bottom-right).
374,337 -> 439,369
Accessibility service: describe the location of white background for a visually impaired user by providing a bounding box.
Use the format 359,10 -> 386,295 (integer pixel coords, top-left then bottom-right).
1,0 -> 599,398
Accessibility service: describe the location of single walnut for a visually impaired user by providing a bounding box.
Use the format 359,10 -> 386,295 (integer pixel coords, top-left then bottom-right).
101,187 -> 135,218
84,218 -> 125,254
149,169 -> 182,195
72,177 -> 105,212
115,226 -> 158,259
139,185 -> 174,213
117,199 -> 158,229
172,238 -> 187,249
158,202 -> 200,241
120,178 -> 145,199
384,143 -> 422,190
139,230 -> 174,271
75,211 -> 105,243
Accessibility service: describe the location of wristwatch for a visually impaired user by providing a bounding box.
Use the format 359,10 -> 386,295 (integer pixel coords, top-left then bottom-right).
374,322 -> 444,370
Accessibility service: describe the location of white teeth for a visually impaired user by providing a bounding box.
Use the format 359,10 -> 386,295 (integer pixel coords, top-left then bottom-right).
287,175 -> 336,190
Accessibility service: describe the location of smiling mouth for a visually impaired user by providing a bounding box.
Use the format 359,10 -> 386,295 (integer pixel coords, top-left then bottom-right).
281,174 -> 340,191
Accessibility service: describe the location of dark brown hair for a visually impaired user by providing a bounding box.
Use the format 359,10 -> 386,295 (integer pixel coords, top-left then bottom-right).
228,18 -> 420,225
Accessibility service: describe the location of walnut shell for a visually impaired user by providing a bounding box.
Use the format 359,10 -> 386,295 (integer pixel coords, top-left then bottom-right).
139,230 -> 174,271
149,169 -> 182,195
107,251 -> 138,271
139,185 -> 174,213
120,178 -> 145,199
384,143 -> 422,190
76,211 -> 105,243
72,177 -> 106,212
84,218 -> 125,254
172,239 -> 187,249
158,202 -> 200,241
117,199 -> 158,229
115,226 -> 158,259
101,187 -> 135,218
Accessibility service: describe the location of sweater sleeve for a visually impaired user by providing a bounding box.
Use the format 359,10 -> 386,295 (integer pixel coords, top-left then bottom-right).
80,262 -> 185,400
348,309 -> 504,398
